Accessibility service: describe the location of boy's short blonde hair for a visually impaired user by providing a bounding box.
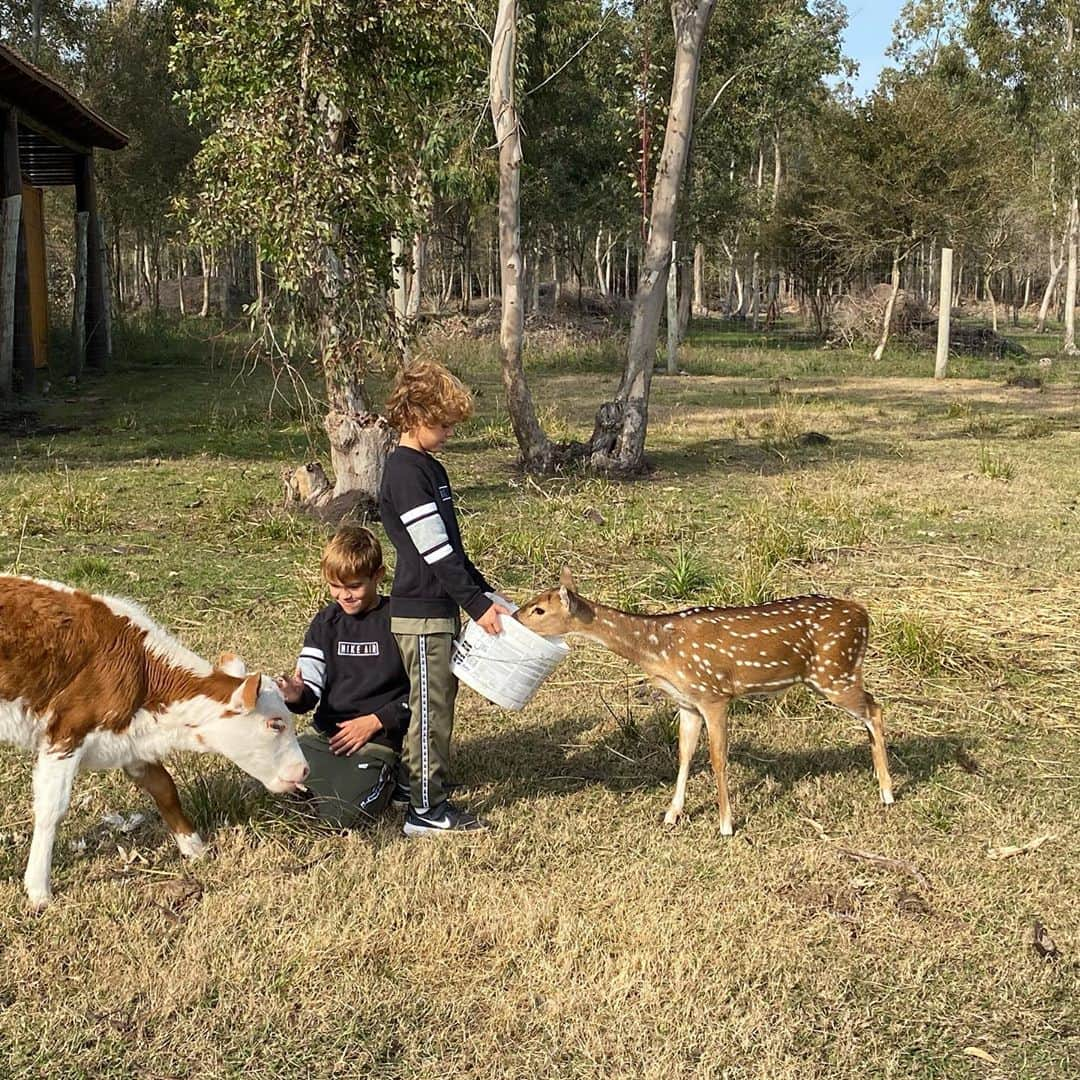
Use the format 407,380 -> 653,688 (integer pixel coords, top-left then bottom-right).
385,360 -> 474,433
321,525 -> 383,583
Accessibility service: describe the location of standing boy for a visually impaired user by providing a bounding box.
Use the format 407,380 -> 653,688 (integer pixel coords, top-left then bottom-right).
380,360 -> 511,836
277,525 -> 411,827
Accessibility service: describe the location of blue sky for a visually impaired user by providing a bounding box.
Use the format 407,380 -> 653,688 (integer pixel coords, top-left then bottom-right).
841,0 -> 907,96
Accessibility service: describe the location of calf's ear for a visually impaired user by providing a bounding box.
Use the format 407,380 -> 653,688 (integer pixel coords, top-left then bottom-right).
216,652 -> 248,677
559,564 -> 577,590
227,673 -> 261,713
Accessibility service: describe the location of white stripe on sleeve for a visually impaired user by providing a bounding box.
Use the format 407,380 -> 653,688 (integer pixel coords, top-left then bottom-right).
406,513 -> 449,554
297,655 -> 326,695
401,501 -> 438,525
424,543 -> 454,564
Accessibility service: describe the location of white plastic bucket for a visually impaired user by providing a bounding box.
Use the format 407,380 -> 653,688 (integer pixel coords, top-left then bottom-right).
451,612 -> 570,711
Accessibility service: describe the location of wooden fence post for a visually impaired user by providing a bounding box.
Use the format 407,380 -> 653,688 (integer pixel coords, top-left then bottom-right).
935,246 -> 953,380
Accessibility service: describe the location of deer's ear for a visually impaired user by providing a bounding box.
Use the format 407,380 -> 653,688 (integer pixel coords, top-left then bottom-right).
558,585 -> 572,612
559,565 -> 577,590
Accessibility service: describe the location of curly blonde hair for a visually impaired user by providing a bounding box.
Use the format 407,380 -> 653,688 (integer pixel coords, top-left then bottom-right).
385,360 -> 474,433
321,525 -> 383,583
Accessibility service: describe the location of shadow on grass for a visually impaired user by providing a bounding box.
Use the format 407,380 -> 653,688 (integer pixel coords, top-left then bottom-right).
646,435 -> 901,479
453,711 -> 962,814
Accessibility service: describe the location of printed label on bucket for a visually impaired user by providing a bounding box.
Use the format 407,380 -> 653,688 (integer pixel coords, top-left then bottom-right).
450,616 -> 569,711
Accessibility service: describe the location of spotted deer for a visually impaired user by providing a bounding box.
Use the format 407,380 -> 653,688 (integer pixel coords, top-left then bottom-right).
516,567 -> 893,833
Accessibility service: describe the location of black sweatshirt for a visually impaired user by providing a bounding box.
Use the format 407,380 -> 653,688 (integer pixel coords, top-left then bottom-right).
379,446 -> 492,622
287,597 -> 410,752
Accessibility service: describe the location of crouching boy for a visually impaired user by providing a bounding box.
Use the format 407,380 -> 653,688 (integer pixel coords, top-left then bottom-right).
277,525 -> 410,827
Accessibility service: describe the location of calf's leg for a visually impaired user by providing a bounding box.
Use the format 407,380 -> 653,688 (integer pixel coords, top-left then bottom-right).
25,747 -> 82,910
125,761 -> 207,858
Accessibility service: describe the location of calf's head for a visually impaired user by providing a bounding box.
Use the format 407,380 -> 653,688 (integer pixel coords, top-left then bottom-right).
197,654 -> 308,793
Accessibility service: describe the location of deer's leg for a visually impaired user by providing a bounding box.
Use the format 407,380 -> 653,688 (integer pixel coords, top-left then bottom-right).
822,685 -> 894,805
24,746 -> 82,911
664,707 -> 703,826
124,761 -> 207,858
701,698 -> 733,836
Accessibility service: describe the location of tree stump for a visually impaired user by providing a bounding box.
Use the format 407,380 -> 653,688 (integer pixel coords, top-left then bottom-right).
282,411 -> 398,525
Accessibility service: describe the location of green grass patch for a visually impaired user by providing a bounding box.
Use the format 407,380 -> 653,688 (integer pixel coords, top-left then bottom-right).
0,314 -> 1076,1078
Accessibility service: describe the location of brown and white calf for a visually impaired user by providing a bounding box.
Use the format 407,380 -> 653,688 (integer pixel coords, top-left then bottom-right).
0,576 -> 308,909
516,567 -> 894,834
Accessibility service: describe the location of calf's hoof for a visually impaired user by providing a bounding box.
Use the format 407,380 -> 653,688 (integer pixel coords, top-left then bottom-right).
881,789 -> 895,806
25,888 -> 51,914
175,832 -> 208,860
663,808 -> 684,827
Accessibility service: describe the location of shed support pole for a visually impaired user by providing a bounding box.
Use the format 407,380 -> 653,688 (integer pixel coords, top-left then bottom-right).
1,108 -> 22,399
76,153 -> 110,369
72,211 -> 88,378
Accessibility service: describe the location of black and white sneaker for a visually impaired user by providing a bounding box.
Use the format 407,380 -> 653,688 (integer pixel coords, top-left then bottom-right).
403,802 -> 490,837
390,783 -> 412,809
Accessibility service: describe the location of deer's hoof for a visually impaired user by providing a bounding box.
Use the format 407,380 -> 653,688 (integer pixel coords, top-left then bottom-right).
881,790 -> 895,806
663,809 -> 684,827
719,819 -> 734,837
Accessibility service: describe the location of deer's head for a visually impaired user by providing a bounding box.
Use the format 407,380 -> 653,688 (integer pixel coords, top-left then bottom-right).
516,566 -> 595,637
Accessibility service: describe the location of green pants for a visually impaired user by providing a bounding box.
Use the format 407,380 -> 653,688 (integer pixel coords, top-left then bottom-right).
298,732 -> 399,827
393,624 -> 459,812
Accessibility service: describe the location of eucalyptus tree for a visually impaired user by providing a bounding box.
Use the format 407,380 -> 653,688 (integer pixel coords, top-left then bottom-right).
518,0 -> 637,307
588,0 -> 717,473
967,0 -> 1080,351
82,1 -> 200,312
175,0 -> 479,501
795,68 -> 1018,359
487,0 -> 715,475
491,0 -> 555,472
0,0 -> 92,75
686,0 -> 846,328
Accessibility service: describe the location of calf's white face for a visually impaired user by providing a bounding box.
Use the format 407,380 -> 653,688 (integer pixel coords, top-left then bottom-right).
198,665 -> 308,793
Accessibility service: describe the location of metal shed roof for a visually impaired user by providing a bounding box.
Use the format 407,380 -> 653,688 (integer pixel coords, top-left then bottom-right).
0,42 -> 129,154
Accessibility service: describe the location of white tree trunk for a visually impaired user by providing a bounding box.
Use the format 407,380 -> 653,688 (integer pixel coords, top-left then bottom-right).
692,241 -> 705,315
589,0 -> 717,471
177,249 -> 187,316
390,231 -> 407,321
406,232 -> 424,321
986,271 -> 998,333
1064,195 -> 1078,353
325,411 -> 398,501
200,245 -> 210,317
531,245 -> 540,312
667,240 -> 679,373
872,246 -> 902,362
491,0 -> 553,471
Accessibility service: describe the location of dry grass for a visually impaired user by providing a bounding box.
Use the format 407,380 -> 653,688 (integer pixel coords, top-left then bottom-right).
0,322 -> 1077,1078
